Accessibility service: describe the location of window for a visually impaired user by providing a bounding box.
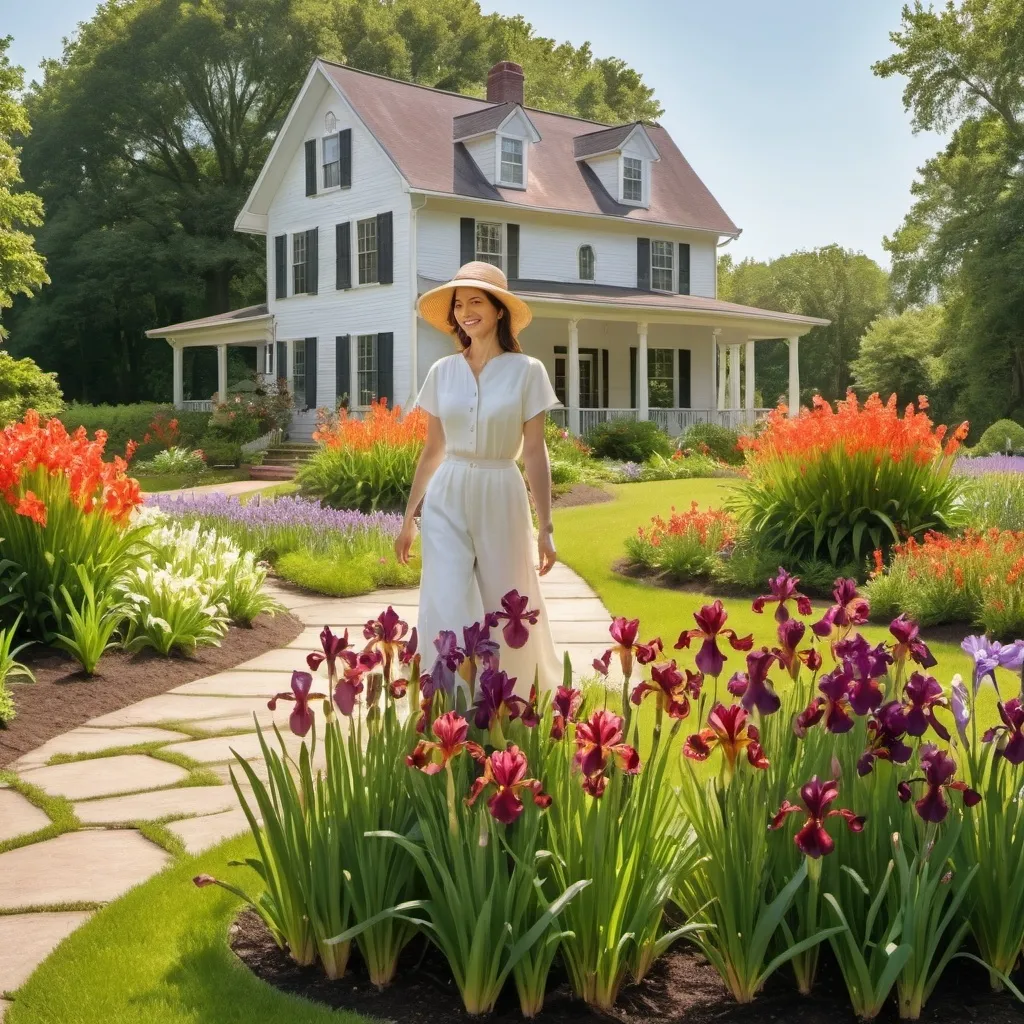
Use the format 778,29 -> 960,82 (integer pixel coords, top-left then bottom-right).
476,221 -> 503,268
578,244 -> 595,281
648,348 -> 674,409
623,156 -> 643,203
293,344 -> 306,402
292,233 -> 307,294
554,355 -> 566,405
357,217 -> 378,285
323,134 -> 341,188
500,137 -> 524,186
651,240 -> 673,291
357,334 -> 378,406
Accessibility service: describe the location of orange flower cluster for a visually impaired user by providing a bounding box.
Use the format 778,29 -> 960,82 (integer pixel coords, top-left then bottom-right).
313,399 -> 427,452
741,392 -> 969,467
1,411 -> 143,528
878,529 -> 1024,591
638,502 -> 737,551
142,413 -> 180,447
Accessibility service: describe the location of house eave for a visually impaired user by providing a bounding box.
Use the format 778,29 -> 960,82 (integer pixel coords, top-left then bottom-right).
234,211 -> 268,235
146,314 -> 275,347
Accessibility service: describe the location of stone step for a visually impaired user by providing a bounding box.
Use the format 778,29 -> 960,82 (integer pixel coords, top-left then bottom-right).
248,464 -> 297,481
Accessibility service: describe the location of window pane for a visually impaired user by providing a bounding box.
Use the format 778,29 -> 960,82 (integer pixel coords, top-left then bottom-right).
578,245 -> 595,281
651,240 -> 673,291
293,346 -> 306,399
323,135 -> 340,188
623,157 -> 643,202
292,234 -> 307,294
647,348 -> 674,408
476,222 -> 503,268
357,334 -> 377,406
554,357 -> 566,405
500,137 -> 523,185
357,218 -> 378,284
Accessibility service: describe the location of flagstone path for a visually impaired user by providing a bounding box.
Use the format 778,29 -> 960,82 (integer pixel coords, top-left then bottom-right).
0,563 -> 615,1020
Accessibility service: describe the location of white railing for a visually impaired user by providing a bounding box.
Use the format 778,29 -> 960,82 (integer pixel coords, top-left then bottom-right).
550,407 -> 770,437
580,408 -> 638,436
241,426 -> 284,455
181,400 -> 214,413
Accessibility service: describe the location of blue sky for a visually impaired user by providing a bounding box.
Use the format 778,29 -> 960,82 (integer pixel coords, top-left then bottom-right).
6,0 -> 941,266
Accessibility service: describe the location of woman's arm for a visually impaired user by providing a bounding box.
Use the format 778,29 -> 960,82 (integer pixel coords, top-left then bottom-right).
521,413 -> 557,575
395,414 -> 446,564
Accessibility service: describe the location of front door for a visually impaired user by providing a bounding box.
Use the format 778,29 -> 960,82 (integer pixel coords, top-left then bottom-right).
579,351 -> 598,408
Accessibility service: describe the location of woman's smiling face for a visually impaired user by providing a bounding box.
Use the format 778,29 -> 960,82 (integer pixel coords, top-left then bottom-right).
452,287 -> 500,342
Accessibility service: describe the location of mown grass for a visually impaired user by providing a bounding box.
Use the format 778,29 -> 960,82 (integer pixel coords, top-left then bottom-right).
134,469 -> 252,493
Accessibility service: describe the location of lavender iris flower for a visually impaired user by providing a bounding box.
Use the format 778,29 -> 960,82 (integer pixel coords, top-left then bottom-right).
961,635 -> 1024,695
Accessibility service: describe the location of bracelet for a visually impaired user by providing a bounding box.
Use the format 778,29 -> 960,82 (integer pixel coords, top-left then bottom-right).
538,523 -> 554,535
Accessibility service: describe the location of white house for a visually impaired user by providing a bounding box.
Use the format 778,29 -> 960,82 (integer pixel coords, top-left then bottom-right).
147,59 -> 828,440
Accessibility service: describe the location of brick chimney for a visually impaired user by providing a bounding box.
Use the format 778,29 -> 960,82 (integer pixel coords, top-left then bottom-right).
486,61 -> 525,106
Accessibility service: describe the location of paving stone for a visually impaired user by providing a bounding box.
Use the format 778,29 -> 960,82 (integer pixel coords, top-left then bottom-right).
0,911 -> 93,991
163,730 -> 304,765
544,598 -> 610,621
183,711 -> 273,733
291,601 -> 418,626
549,619 -> 616,644
171,671 -> 288,697
0,830 -> 170,910
12,726 -> 190,768
87,693 -> 269,727
0,790 -> 50,844
168,808 -> 253,855
538,580 -> 600,598
73,784 -> 243,825
232,647 -> 325,672
18,755 -> 188,801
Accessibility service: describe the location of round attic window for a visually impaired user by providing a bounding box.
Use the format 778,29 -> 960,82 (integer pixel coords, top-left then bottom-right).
325,112 -> 337,133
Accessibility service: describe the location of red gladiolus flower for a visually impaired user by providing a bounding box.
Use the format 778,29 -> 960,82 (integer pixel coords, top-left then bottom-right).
769,776 -> 865,858
494,590 -> 539,649
466,745 -> 551,824
14,490 -> 47,527
857,701 -> 912,775
897,744 -> 981,823
889,614 -> 937,669
982,698 -> 1024,765
631,659 -> 700,719
406,711 -> 481,774
574,708 -> 640,792
471,666 -> 529,730
675,600 -> 754,677
725,648 -> 781,716
683,702 -> 769,772
550,685 -> 583,740
268,670 -> 327,737
812,578 -> 870,639
753,567 -> 813,622
901,672 -> 951,741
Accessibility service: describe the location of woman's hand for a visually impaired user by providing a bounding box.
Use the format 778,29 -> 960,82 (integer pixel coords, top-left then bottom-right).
537,527 -> 556,576
395,518 -> 418,565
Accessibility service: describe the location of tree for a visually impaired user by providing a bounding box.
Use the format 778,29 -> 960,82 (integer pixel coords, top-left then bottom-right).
874,0 -> 1024,432
0,36 -> 48,341
0,349 -> 63,424
718,246 -> 890,407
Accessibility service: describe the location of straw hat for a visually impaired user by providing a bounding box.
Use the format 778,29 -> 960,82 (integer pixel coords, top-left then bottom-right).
417,261 -> 533,340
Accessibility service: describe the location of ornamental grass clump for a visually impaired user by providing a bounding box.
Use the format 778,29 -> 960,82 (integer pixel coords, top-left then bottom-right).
733,393 -> 968,568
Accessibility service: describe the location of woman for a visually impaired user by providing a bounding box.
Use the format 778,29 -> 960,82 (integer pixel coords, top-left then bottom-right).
394,262 -> 562,695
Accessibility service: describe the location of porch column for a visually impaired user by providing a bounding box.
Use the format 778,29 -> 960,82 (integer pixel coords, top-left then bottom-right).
715,330 -> 726,410
745,340 -> 756,412
728,344 -> 741,410
216,344 -> 228,406
286,338 -> 296,405
567,318 -> 581,435
636,322 -> 649,420
171,344 -> 184,410
787,335 -> 800,417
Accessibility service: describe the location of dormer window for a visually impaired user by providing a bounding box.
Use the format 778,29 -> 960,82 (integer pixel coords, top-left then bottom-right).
578,244 -> 595,281
500,137 -> 524,186
623,157 -> 643,203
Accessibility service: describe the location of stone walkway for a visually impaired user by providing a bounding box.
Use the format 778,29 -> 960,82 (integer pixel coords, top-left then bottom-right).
0,564 -> 614,1020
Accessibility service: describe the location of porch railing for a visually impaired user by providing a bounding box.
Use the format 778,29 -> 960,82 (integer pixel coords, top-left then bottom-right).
550,407 -> 770,436
181,399 -> 214,413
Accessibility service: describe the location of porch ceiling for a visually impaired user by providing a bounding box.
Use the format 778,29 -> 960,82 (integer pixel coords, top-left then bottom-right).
417,277 -> 829,337
145,304 -> 273,347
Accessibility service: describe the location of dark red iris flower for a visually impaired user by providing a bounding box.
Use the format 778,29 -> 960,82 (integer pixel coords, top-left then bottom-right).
459,621 -> 499,693
268,670 -> 327,737
834,634 -> 892,715
812,578 -> 870,639
683,702 -> 769,772
593,649 -> 612,677
471,666 -> 529,730
794,667 -> 855,737
550,685 -> 583,740
400,627 -> 419,666
466,745 -> 551,824
632,659 -> 700,719
608,616 -> 660,681
494,590 -> 539,649
306,626 -> 352,682
983,698 -> 1024,765
901,672 -> 951,741
574,709 -> 640,794
725,648 -> 781,716
675,600 -> 754,677
769,776 -> 865,858
774,619 -> 822,681
889,614 -> 936,669
897,744 -> 981,822
363,607 -> 411,686
752,567 -> 814,622
406,711 -> 482,774
857,701 -> 912,775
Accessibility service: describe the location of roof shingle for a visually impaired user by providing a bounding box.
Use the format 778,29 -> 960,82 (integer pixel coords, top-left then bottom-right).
452,102 -> 515,140
572,123 -> 639,159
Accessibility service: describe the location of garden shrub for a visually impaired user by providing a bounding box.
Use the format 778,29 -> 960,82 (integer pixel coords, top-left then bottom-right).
585,418 -> 672,462
0,616 -> 35,725
198,437 -> 243,467
732,393 -> 968,568
971,418 -> 1024,456
544,419 -> 593,463
679,421 -> 744,465
0,351 -> 63,426
637,451 -> 726,481
299,399 -> 426,513
133,446 -> 208,478
276,548 -> 419,597
958,469 -> 1024,531
61,404 -> 210,462
624,501 -> 737,581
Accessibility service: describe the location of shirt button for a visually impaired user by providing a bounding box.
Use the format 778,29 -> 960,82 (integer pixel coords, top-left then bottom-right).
469,425 -> 475,432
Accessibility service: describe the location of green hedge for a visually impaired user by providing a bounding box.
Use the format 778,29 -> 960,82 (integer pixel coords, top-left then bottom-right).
971,418 -> 1024,456
61,403 -> 210,460
679,422 -> 744,465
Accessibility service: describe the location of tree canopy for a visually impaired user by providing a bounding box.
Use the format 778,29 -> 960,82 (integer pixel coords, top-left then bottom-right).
7,0 -> 662,403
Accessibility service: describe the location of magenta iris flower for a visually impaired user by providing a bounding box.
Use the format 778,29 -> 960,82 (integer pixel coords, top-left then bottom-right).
632,660 -> 700,719
752,567 -> 813,622
306,626 -> 352,680
725,649 -> 781,716
795,667 -> 855,737
675,600 -> 754,677
901,672 -> 951,741
857,701 -> 912,776
550,685 -> 583,740
889,614 -> 936,669
431,631 -> 465,693
897,744 -> 981,822
471,666 -> 529,729
812,578 -> 870,638
494,590 -> 539,649
983,698 -> 1024,765
769,776 -> 865,858
834,634 -> 892,715
466,745 -> 550,824
774,618 -> 822,680
268,670 -> 326,737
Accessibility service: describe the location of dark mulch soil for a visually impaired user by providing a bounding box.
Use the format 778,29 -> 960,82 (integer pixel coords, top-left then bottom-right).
0,611 -> 303,766
231,908 -> 1024,1024
553,484 -> 615,509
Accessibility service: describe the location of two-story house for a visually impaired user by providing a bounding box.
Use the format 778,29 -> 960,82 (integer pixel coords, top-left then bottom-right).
147,58 -> 827,439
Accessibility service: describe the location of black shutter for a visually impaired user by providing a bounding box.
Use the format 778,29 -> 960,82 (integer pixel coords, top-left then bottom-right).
274,235 -> 287,299
630,347 -> 637,407
336,222 -> 351,290
460,217 -> 475,265
377,211 -> 393,284
276,341 -> 286,382
304,139 -> 317,196
678,349 -> 691,408
335,335 -> 350,408
376,332 -> 394,406
304,337 -> 318,409
306,228 -> 318,295
507,223 -> 520,279
678,242 -> 691,295
339,128 -> 352,188
602,349 -> 609,408
637,238 -> 651,291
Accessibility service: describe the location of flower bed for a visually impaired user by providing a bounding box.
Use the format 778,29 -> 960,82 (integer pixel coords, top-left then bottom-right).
196,573 -> 1024,1021
625,501 -> 738,580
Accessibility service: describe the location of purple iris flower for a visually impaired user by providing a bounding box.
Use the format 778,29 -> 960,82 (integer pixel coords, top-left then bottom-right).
752,568 -> 814,623
889,614 -> 937,669
431,631 -> 465,694
725,649 -> 781,716
950,674 -> 971,743
961,635 -> 1024,695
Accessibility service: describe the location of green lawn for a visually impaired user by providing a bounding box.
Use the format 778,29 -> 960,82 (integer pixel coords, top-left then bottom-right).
135,468 -> 252,492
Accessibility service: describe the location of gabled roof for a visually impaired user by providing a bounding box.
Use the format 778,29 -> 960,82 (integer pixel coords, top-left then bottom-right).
146,304 -> 271,339
574,123 -> 649,160
319,61 -> 739,235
